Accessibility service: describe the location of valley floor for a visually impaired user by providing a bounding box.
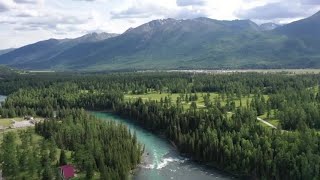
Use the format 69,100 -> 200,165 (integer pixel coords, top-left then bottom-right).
124,92 -> 280,129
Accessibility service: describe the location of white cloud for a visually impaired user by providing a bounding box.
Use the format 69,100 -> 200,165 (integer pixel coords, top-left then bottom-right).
0,1 -> 16,12
176,0 -> 207,7
111,0 -> 211,20
14,0 -> 41,4
111,3 -> 168,19
236,0 -> 320,23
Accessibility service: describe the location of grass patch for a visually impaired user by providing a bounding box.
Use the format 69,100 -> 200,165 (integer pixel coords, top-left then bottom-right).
124,92 -> 280,129
269,119 -> 280,127
74,173 -> 100,180
125,92 -> 219,107
258,110 -> 280,127
125,93 -> 181,102
0,118 -> 13,127
124,92 -> 270,112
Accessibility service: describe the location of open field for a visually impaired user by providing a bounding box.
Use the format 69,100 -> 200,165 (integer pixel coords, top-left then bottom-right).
0,117 -> 26,128
125,92 -> 280,129
125,92 -> 269,109
258,111 -> 280,127
28,70 -> 55,73
162,69 -> 320,74
125,93 -> 182,102
0,117 -> 39,128
0,118 -> 13,127
125,92 -> 219,109
0,127 -> 42,144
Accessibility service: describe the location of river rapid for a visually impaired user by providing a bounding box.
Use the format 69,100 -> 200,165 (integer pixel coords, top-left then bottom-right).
93,112 -> 234,180
0,95 -> 6,107
0,95 -> 5,102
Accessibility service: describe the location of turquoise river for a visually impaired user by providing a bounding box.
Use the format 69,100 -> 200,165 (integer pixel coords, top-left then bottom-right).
93,112 -> 234,180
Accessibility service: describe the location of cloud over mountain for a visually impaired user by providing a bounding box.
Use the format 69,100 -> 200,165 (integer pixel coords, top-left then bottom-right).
176,0 -> 206,6
237,0 -> 320,23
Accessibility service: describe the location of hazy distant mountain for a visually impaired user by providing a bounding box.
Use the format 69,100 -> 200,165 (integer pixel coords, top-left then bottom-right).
35,18 -> 266,70
0,33 -> 118,69
276,11 -> 320,38
0,11 -> 320,70
0,48 -> 15,56
275,11 -> 320,51
68,32 -> 118,44
260,23 -> 281,31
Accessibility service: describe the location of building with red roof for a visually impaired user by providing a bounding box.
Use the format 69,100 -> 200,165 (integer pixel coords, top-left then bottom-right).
59,165 -> 75,180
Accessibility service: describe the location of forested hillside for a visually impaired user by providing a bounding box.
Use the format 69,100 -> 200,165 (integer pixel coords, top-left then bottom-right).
0,66 -> 17,78
1,72 -> 320,179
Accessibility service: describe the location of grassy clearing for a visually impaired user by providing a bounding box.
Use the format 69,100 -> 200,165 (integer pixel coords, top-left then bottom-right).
74,173 -> 100,180
268,119 -> 280,127
225,69 -> 320,74
124,92 -> 269,110
258,110 -> 280,127
125,92 -> 219,104
0,116 -> 29,122
0,127 -> 42,145
125,92 -> 220,110
125,91 -> 282,130
28,70 -> 55,73
0,117 -> 44,128
125,93 -> 180,102
0,118 -> 13,127
0,120 -> 35,144
0,117 -> 27,127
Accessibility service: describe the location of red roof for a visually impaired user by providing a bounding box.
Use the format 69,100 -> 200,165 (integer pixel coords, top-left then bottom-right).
60,165 -> 75,179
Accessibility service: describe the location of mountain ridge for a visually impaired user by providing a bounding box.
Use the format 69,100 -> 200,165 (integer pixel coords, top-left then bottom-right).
0,48 -> 16,56
0,32 -> 118,68
260,23 -> 281,31
0,12 -> 320,70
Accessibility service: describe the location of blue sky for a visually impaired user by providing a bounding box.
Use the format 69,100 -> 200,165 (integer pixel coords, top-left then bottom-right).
0,0 -> 319,49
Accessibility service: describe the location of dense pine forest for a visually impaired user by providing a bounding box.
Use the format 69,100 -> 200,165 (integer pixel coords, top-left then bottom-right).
1,109 -> 141,179
1,71 -> 320,179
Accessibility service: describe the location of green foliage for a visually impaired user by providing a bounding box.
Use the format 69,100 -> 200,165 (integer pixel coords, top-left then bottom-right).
1,130 -> 42,179
59,150 -> 67,166
0,65 -> 17,78
35,108 -> 142,179
1,72 -> 320,179
0,132 -> 19,178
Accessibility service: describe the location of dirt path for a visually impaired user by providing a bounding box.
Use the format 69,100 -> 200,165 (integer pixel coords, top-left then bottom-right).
257,117 -> 277,129
227,111 -> 277,129
12,120 -> 34,128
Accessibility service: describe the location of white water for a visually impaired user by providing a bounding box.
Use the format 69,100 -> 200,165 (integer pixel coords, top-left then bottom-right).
93,112 -> 234,180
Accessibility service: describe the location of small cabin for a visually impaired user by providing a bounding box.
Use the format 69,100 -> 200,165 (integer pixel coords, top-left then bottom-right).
59,165 -> 75,180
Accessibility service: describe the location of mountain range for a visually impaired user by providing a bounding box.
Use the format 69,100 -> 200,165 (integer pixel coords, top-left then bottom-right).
0,11 -> 319,71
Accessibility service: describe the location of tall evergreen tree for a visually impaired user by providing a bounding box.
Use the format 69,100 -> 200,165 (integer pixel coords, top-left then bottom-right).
59,150 -> 67,166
